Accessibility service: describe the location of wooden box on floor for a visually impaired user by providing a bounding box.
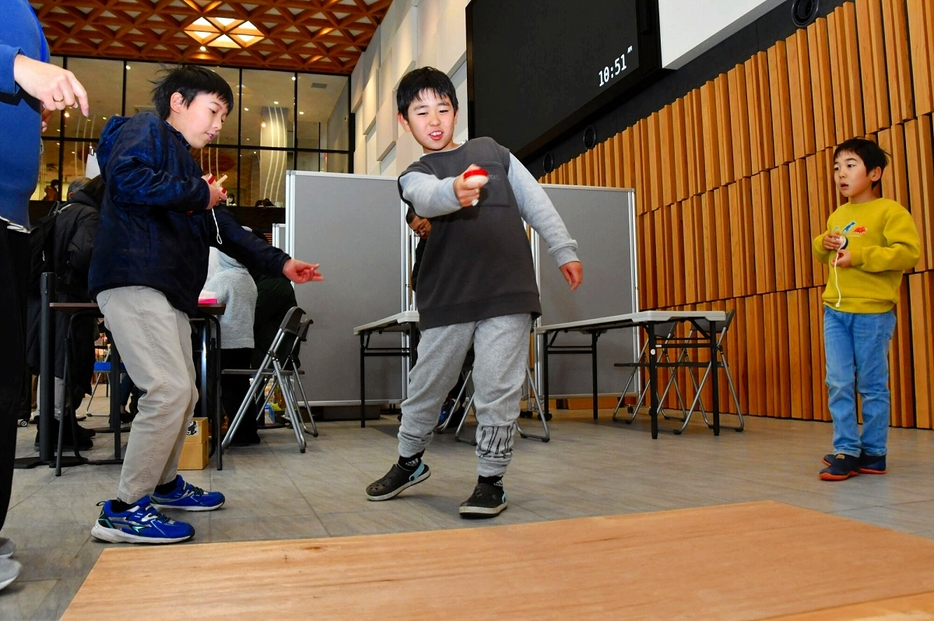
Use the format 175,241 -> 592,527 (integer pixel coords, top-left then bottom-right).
178,417 -> 208,470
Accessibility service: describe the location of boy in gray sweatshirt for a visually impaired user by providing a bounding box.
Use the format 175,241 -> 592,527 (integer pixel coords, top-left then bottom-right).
365,67 -> 583,518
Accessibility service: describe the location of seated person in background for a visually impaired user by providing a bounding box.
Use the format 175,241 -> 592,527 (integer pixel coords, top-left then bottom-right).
205,248 -> 259,446
249,230 -> 299,424
406,206 -> 430,293
26,176 -> 106,451
43,178 -> 60,201
64,176 -> 88,201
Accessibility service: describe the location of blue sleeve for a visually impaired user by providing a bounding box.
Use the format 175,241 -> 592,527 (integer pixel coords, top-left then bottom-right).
105,116 -> 211,213
0,44 -> 21,95
212,208 -> 290,278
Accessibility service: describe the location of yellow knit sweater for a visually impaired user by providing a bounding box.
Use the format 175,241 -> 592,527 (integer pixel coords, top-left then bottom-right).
812,198 -> 921,313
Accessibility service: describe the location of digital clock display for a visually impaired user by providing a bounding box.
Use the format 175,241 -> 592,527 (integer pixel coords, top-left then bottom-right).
599,46 -> 635,88
468,0 -> 659,161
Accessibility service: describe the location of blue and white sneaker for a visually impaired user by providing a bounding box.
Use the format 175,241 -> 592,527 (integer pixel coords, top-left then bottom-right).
150,475 -> 225,512
90,499 -> 194,544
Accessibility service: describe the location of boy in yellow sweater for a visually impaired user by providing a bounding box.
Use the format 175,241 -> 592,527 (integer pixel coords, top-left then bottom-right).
813,138 -> 920,481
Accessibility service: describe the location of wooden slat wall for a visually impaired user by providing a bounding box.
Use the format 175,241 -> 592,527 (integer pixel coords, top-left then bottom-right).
541,1 -> 934,428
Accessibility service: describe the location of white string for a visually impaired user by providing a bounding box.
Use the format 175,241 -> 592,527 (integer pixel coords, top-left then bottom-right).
833,237 -> 846,308
212,208 -> 222,245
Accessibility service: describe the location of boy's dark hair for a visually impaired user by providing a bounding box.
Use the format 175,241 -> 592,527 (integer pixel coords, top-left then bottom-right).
396,67 -> 458,120
834,138 -> 888,188
151,65 -> 234,121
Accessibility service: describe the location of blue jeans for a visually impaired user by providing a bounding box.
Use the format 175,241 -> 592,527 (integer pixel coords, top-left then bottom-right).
823,307 -> 896,458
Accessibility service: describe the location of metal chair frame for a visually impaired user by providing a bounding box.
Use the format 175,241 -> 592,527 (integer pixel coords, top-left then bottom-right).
445,366 -> 550,444
222,308 -> 316,453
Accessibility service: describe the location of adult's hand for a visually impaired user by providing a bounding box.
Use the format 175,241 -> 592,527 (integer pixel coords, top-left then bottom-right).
13,55 -> 89,116
283,259 -> 324,284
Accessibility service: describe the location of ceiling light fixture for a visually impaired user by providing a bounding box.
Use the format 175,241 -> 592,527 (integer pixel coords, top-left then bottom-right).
184,16 -> 263,49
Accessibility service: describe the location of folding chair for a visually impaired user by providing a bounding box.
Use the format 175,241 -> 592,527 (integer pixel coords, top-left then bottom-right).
611,321 -> 687,423
222,307 -> 316,453
657,309 -> 743,434
85,343 -> 126,416
450,366 -> 549,444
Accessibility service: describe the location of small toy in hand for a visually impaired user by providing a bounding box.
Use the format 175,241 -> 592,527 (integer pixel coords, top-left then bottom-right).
463,167 -> 489,206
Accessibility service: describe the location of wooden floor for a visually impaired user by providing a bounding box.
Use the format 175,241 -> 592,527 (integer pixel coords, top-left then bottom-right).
62,501 -> 934,621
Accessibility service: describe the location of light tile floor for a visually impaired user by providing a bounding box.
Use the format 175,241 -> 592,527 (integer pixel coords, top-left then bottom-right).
2,401 -> 933,620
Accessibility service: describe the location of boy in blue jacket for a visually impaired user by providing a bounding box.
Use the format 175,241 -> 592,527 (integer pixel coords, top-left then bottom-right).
88,65 -> 322,545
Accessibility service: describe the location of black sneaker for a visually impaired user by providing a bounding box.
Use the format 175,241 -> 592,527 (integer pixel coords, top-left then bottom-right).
366,463 -> 430,501
822,451 -> 887,474
819,454 -> 860,481
459,481 -> 507,518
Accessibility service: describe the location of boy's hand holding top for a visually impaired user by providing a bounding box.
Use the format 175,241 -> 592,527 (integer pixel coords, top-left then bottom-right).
454,165 -> 489,207
203,173 -> 227,209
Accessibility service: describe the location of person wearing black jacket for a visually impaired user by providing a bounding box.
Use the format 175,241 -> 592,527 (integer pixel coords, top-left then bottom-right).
25,176 -> 105,451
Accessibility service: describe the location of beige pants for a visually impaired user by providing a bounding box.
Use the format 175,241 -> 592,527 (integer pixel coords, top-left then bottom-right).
97,286 -> 199,504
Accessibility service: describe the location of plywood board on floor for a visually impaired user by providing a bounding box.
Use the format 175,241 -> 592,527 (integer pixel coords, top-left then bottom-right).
63,501 -> 934,621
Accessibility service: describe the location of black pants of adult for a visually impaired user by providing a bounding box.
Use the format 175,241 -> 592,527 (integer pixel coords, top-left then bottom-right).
0,225 -> 29,532
221,348 -> 257,442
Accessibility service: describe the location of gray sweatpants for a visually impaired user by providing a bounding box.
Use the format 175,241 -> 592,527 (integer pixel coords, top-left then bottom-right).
97,286 -> 199,504
398,313 -> 532,477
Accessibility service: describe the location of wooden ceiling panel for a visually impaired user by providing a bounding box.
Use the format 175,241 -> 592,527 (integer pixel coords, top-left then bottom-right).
30,0 -> 392,74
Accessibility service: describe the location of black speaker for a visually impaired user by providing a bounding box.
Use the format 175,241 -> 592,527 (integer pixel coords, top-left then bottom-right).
791,0 -> 820,28
583,125 -> 598,150
543,152 -> 555,174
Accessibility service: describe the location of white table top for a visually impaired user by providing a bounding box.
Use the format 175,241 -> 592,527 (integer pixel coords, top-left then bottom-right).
535,310 -> 727,334
353,310 -> 420,335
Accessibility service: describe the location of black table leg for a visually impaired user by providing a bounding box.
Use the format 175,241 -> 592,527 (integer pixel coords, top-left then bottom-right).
591,332 -> 599,420
710,320 -> 720,436
359,333 -> 366,428
205,315 -> 223,470
648,324 -> 659,439
542,333 -> 550,422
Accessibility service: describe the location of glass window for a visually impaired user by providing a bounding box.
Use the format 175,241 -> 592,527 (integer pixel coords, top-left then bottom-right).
297,74 -> 349,150
63,58 -> 123,140
211,66 -> 240,144
124,61 -> 162,117
241,69 -> 295,149
36,139 -> 57,201
35,56 -> 352,203
191,146 -> 239,204
295,151 -> 348,174
295,151 -> 323,173
240,148 -> 293,207
61,140 -> 99,188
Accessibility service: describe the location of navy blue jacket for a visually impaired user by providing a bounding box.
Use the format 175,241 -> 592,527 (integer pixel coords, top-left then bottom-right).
88,113 -> 288,316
